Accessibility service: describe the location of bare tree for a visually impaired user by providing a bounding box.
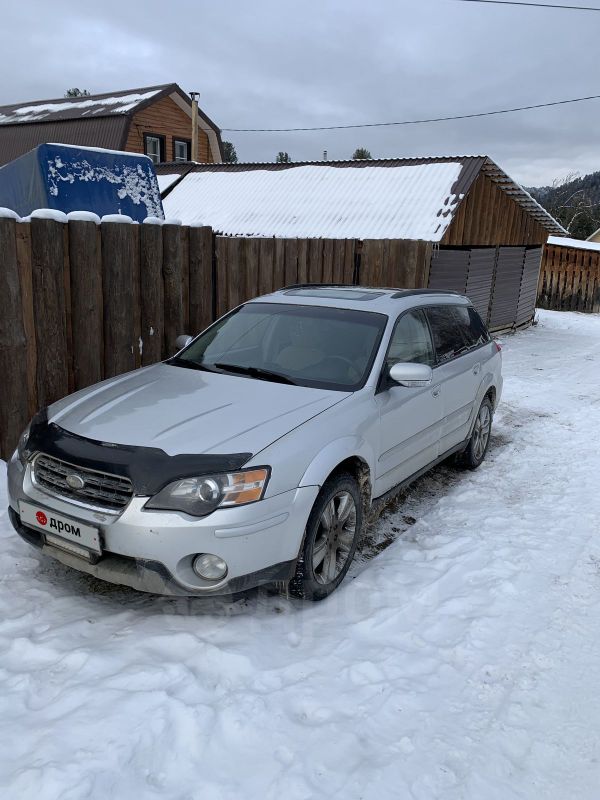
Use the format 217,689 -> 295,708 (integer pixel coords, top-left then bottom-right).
538,172 -> 600,239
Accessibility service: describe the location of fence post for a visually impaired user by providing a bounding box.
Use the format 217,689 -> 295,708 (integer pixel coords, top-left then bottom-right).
102,221 -> 136,378
69,219 -> 104,389
162,223 -> 184,357
30,217 -> 70,408
188,226 -> 214,333
0,218 -> 30,459
140,223 -> 164,365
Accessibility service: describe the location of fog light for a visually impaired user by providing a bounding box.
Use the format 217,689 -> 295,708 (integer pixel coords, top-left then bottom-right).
192,553 -> 228,581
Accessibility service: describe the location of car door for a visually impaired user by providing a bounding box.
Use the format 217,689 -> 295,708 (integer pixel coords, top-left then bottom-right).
425,304 -> 483,453
374,308 -> 443,497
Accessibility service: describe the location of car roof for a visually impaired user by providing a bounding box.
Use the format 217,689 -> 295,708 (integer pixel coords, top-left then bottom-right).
248,284 -> 471,315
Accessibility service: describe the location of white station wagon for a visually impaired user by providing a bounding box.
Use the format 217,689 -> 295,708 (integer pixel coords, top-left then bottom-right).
8,285 -> 502,600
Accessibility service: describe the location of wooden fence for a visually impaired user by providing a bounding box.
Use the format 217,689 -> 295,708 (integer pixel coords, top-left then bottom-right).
0,215 -> 543,460
538,242 -> 600,313
1,218 -> 439,458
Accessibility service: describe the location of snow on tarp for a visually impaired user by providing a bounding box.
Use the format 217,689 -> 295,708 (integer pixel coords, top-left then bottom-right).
0,90 -> 161,125
162,162 -> 464,240
0,143 -> 164,221
547,235 -> 600,253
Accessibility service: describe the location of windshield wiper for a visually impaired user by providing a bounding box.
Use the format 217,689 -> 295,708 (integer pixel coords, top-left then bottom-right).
167,356 -> 218,373
214,363 -> 297,385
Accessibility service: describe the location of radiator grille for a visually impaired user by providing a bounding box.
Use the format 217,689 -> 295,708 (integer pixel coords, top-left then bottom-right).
34,454 -> 133,510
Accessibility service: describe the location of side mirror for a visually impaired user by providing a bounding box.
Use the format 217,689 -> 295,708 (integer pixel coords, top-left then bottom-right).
175,334 -> 193,351
389,362 -> 432,388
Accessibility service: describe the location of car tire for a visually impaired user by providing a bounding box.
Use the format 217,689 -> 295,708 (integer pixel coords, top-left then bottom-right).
288,473 -> 363,601
458,396 -> 493,470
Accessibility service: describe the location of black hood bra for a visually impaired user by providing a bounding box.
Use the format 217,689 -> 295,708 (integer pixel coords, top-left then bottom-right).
26,408 -> 252,495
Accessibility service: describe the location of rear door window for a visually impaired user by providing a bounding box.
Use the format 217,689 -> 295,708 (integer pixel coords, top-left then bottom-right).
386,309 -> 435,368
453,305 -> 491,350
425,306 -> 468,363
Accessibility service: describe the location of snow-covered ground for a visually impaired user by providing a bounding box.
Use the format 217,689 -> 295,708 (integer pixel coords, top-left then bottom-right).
1,309 -> 600,800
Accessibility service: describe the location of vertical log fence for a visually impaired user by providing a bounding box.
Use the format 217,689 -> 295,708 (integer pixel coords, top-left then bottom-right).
0,217 -> 544,459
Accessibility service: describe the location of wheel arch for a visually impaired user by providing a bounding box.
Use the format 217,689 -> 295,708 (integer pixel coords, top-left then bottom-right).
299,438 -> 375,509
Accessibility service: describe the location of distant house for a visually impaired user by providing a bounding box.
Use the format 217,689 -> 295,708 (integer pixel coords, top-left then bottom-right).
587,227 -> 600,243
156,156 -> 565,331
0,83 -> 223,167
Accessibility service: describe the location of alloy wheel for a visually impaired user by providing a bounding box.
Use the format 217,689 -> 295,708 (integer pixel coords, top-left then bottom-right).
312,491 -> 357,584
472,403 -> 491,460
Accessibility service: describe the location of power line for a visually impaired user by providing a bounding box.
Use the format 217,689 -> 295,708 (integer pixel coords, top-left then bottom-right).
222,93 -> 600,133
455,0 -> 600,10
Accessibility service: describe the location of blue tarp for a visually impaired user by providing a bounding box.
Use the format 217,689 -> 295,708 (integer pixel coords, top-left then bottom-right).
0,143 -> 164,221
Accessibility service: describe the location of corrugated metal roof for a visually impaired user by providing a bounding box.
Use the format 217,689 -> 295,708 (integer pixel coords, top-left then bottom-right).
157,156 -> 564,239
0,117 -> 129,166
0,86 -> 170,126
481,160 -> 566,236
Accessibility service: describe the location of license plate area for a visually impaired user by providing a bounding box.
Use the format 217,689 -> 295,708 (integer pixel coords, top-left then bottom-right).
19,501 -> 102,559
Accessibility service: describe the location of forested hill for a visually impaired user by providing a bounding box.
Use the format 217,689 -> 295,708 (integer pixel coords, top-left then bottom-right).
527,170 -> 600,239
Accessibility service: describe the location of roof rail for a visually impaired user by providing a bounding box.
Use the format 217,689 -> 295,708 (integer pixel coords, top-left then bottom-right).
282,283 -> 360,291
391,288 -> 464,299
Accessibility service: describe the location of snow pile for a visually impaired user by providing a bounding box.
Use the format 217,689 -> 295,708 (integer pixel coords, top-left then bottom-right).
27,209 -> 68,223
66,211 -> 101,224
2,310 -> 600,798
0,207 -> 20,220
162,162 -> 464,240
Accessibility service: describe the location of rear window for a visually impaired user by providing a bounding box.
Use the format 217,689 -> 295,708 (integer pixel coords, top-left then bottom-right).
426,305 -> 490,362
425,306 -> 468,363
453,306 -> 491,349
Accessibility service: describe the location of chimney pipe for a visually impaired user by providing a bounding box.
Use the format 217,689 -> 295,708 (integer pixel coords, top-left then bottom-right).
190,91 -> 200,162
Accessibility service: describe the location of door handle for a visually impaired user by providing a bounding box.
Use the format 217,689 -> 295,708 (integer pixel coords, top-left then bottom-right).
431,384 -> 441,398
473,363 -> 481,375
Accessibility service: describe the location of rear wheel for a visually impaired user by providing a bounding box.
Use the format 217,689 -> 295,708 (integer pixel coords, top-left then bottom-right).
289,473 -> 362,601
459,396 -> 493,470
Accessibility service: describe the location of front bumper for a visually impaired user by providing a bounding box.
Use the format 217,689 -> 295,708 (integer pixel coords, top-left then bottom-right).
7,455 -> 318,596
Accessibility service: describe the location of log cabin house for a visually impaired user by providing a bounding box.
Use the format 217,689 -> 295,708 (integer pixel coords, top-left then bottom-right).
0,83 -> 223,167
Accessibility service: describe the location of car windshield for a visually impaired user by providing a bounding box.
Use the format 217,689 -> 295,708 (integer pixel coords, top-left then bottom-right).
171,302 -> 388,391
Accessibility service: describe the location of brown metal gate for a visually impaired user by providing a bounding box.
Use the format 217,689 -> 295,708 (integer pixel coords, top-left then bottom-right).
428,246 -> 542,331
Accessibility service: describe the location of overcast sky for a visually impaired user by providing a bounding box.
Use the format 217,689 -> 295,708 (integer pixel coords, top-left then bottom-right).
2,0 -> 599,186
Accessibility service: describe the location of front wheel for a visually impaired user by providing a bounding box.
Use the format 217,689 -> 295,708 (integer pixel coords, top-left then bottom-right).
459,396 -> 493,470
289,473 -> 363,601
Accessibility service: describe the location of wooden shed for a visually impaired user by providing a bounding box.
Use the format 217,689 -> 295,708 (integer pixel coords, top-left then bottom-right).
157,156 -> 565,331
538,236 -> 600,313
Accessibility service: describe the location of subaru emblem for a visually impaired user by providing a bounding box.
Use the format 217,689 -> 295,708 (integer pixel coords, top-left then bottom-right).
66,473 -> 85,490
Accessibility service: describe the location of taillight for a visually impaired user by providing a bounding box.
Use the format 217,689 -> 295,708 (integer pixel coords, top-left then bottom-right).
494,340 -> 502,353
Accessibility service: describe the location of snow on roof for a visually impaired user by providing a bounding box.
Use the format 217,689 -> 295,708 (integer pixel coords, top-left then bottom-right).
162,162 -> 465,240
157,173 -> 181,193
0,90 -> 161,126
547,235 -> 600,253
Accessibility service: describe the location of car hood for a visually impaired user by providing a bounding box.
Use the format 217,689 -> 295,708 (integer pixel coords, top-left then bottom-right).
49,364 -> 349,457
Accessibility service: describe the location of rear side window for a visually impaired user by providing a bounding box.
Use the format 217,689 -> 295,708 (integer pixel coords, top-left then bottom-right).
425,306 -> 468,363
453,306 -> 491,349
387,309 -> 435,367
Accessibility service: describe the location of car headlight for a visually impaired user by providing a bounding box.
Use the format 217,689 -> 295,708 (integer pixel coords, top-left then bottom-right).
16,423 -> 32,465
144,467 -> 270,517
